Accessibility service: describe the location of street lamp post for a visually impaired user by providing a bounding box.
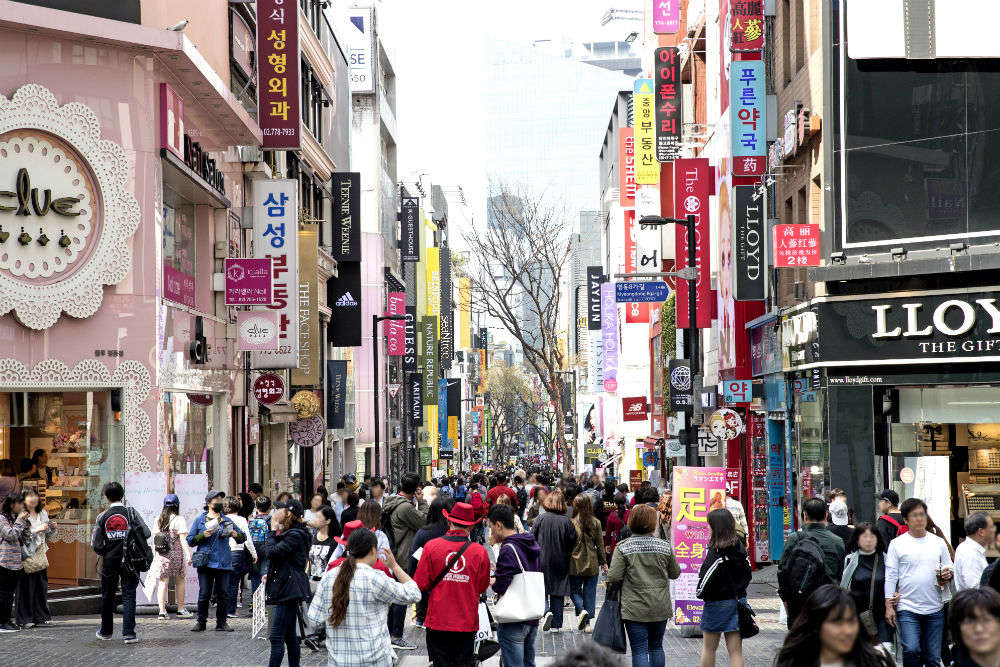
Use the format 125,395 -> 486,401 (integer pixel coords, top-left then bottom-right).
639,213 -> 699,467
373,313 -> 406,482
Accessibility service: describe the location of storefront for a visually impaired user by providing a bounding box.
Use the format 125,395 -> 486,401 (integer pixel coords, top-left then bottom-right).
783,286 -> 1000,543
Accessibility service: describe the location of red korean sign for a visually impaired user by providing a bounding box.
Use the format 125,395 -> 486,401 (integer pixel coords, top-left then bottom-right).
731,0 -> 764,52
253,373 -> 285,405
618,128 -> 637,207
772,224 -> 821,267
385,291 -> 406,356
622,396 -> 649,422
674,158 -> 713,328
257,0 -> 301,149
654,47 -> 682,162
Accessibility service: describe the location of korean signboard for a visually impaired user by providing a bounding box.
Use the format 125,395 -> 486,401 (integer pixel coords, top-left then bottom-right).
347,7 -> 375,93
251,179 -> 298,369
256,0 -> 301,149
587,266 -> 603,331
327,261 -> 362,346
653,0 -> 680,34
674,158 -> 713,328
733,185 -> 766,300
730,61 -> 765,177
633,79 -> 659,185
291,228 -> 319,386
400,197 -> 420,262
386,292 -> 405,356
253,373 -> 285,406
615,281 -> 670,303
723,379 -> 752,404
618,128 -> 637,207
600,283 -> 619,392
772,224 -> 821,267
326,360 -> 347,430
730,0 -> 764,52
331,172 -> 360,262
225,258 -> 272,306
654,47 -> 682,162
671,467 -> 726,626
237,311 -> 279,352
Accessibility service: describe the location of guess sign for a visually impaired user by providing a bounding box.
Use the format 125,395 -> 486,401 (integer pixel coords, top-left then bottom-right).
253,373 -> 285,405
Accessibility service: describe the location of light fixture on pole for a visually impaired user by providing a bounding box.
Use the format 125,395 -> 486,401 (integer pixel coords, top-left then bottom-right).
373,313 -> 406,481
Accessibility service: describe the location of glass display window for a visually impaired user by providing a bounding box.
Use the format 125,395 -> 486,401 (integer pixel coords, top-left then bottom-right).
162,391 -> 222,492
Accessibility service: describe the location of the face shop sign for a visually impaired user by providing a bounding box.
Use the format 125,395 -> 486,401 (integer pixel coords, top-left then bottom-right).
815,288 -> 1000,365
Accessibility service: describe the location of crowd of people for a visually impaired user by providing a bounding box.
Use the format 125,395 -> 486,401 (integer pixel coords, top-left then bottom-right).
6,464 -> 1000,667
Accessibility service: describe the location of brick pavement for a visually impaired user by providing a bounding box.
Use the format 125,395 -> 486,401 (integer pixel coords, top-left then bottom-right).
13,568 -> 787,666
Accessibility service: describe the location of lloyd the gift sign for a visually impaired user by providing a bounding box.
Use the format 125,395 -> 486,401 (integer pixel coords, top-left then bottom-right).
733,185 -> 765,300
251,179 -> 298,369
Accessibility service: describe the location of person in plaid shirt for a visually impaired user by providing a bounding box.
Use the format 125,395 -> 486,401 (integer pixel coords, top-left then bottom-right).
306,527 -> 420,667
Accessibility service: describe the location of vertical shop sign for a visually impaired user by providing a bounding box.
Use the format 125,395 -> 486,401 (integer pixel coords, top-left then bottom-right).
669,358 -> 693,410
624,209 -> 637,276
439,244 -> 453,369
327,261 -> 362,346
671,467 -> 726,626
256,0 -> 301,149
733,185 -> 765,300
730,0 -> 765,52
586,266 -> 603,330
654,47 -> 682,162
772,224 -> 821,266
420,316 -> 438,404
400,197 -> 420,262
590,336 -> 604,394
601,282 -> 619,392
438,379 -> 453,459
403,305 -> 418,372
653,0 -> 680,33
331,172 -> 361,262
326,360 -> 347,429
633,79 -> 659,185
674,158 -> 712,328
251,179 -> 298,369
347,7 -> 376,93
730,60 -> 766,177
386,292 -> 405,356
458,277 -> 472,349
408,373 -> 424,426
618,128 -> 637,207
426,247 -> 441,320
291,227 -> 319,385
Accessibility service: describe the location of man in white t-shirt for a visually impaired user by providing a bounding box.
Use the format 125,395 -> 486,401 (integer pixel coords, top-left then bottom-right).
885,497 -> 954,667
955,512 -> 994,592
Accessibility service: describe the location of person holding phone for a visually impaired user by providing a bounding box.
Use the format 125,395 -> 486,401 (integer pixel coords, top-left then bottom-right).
187,490 -> 245,633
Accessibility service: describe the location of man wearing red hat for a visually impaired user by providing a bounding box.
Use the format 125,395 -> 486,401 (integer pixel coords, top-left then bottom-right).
414,501 -> 491,667
327,520 -> 393,578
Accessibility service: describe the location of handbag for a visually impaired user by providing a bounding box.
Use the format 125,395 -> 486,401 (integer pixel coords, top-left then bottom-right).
858,554 -> 879,637
153,532 -> 171,556
736,599 -> 759,639
22,543 -> 49,574
492,543 -> 546,622
592,584 -> 627,654
475,601 -> 500,661
191,519 -> 220,569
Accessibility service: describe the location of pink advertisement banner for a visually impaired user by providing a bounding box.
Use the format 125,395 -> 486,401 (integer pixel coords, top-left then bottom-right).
163,264 -> 195,308
386,291 -> 405,356
671,466 -> 726,626
653,0 -> 680,34
226,257 -> 273,306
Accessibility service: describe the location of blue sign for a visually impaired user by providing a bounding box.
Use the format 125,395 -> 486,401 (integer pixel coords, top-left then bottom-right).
722,379 -> 752,404
614,281 -> 670,303
438,379 -> 452,459
642,451 -> 658,467
729,59 -> 765,176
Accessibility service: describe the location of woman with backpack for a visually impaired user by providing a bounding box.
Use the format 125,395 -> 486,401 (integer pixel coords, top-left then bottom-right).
569,494 -> 606,632
696,508 -> 752,667
153,494 -> 192,619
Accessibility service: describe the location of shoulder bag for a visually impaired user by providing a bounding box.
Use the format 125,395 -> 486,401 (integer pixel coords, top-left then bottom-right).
592,584 -> 627,653
22,539 -> 48,574
492,543 -> 545,622
191,519 -> 219,569
858,554 -> 879,637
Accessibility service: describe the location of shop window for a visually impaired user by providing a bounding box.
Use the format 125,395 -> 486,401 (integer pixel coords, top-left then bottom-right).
782,0 -> 791,85
163,199 -> 195,279
795,0 -> 806,72
162,392 -> 222,492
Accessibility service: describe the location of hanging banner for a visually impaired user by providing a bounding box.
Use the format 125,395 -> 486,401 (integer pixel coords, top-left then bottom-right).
404,305 -> 418,372
331,172 -> 361,262
256,0 -> 301,149
426,247 -> 441,320
439,244 -> 453,369
408,372 -> 424,427
418,446 -> 432,467
674,158 -> 712,328
438,379 -> 453,460
326,360 -> 347,429
653,0 -> 681,34
669,358 -> 693,410
731,0 -> 765,52
624,209 -> 637,276
600,282 -> 619,393
420,316 -> 438,405
459,277 -> 472,349
401,197 -> 420,262
386,291 -> 406,356
773,224 -> 821,267
654,47 -> 682,162
590,336 -> 604,394
730,60 -> 766,177
622,396 -> 649,422
327,261 -> 362,347
251,179 -> 298,369
733,185 -> 766,300
633,79 -> 659,185
292,227 -> 319,386
587,266 -> 604,331
618,128 -> 637,207
672,467 -> 726,626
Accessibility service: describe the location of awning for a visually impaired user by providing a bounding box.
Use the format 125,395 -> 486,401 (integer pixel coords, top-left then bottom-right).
643,436 -> 664,449
261,404 -> 298,424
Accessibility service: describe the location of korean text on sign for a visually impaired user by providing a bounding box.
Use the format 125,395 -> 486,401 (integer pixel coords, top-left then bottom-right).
251,179 -> 298,369
257,0 -> 300,149
654,47 -> 682,162
671,467 -> 726,626
729,60 -> 765,177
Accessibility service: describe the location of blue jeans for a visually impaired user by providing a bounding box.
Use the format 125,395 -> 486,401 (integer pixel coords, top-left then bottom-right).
898,608 -> 945,667
226,551 -> 243,615
269,602 -> 301,667
498,621 -> 538,667
196,567 -> 229,628
546,595 -> 565,629
570,574 -> 599,619
100,569 -> 138,638
624,619 -> 668,667
250,554 -> 268,600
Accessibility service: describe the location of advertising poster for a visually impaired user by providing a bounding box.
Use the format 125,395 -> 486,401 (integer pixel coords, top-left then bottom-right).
671,467 -> 726,626
127,471 -> 167,605
438,379 -> 452,460
600,283 -> 619,392
174,474 -> 209,604
251,179 -> 298,368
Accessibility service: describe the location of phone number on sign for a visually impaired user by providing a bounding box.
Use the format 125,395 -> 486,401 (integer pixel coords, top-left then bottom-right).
262,128 -> 298,136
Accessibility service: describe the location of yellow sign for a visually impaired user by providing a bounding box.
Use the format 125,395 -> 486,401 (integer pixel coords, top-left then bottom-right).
676,487 -> 709,523
426,247 -> 441,326
634,79 -> 659,185
290,227 -> 319,386
459,277 -> 471,349
448,416 -> 458,440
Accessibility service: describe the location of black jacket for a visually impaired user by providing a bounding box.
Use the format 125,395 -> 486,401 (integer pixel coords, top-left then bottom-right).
696,545 -> 752,601
91,504 -> 150,575
263,522 -> 311,604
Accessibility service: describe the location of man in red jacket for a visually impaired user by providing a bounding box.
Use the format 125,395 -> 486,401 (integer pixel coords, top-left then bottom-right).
485,472 -> 519,509
414,502 -> 491,667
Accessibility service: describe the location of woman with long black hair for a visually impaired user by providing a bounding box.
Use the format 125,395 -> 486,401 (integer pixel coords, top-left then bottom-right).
840,522 -> 892,648
306,527 -> 421,667
697,508 -> 752,667
774,584 -> 894,667
154,494 -> 192,619
15,488 -> 55,627
264,499 -> 311,667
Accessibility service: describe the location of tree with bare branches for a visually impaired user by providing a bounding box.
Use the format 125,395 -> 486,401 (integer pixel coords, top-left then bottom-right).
482,363 -> 534,465
464,182 -> 574,470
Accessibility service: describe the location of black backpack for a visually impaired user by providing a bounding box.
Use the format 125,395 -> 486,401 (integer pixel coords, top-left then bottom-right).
381,502 -> 399,552
123,508 -> 154,573
777,534 -> 830,602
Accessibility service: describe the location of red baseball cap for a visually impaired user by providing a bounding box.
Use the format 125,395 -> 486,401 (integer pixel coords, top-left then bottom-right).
442,502 -> 478,526
335,519 -> 365,545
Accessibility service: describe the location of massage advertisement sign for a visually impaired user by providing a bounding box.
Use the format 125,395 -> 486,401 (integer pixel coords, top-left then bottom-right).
671,466 -> 726,626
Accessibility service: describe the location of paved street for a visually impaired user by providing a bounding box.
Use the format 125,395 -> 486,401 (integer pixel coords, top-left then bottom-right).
8,567 -> 786,666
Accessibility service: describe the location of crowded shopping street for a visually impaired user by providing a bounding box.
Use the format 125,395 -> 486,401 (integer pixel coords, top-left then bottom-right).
5,0 -> 1000,666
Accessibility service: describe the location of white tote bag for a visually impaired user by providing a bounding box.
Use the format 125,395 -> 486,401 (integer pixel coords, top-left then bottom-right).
492,543 -> 546,623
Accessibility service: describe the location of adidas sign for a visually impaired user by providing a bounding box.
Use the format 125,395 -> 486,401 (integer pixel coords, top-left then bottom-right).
336,291 -> 358,307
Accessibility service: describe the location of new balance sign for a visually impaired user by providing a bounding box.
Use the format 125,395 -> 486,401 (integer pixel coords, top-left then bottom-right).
622,396 -> 649,422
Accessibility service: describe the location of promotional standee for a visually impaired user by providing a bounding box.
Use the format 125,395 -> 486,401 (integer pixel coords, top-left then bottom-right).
671,467 -> 726,626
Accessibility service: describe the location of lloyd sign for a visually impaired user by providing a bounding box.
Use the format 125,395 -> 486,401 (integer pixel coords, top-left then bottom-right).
733,185 -> 765,300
